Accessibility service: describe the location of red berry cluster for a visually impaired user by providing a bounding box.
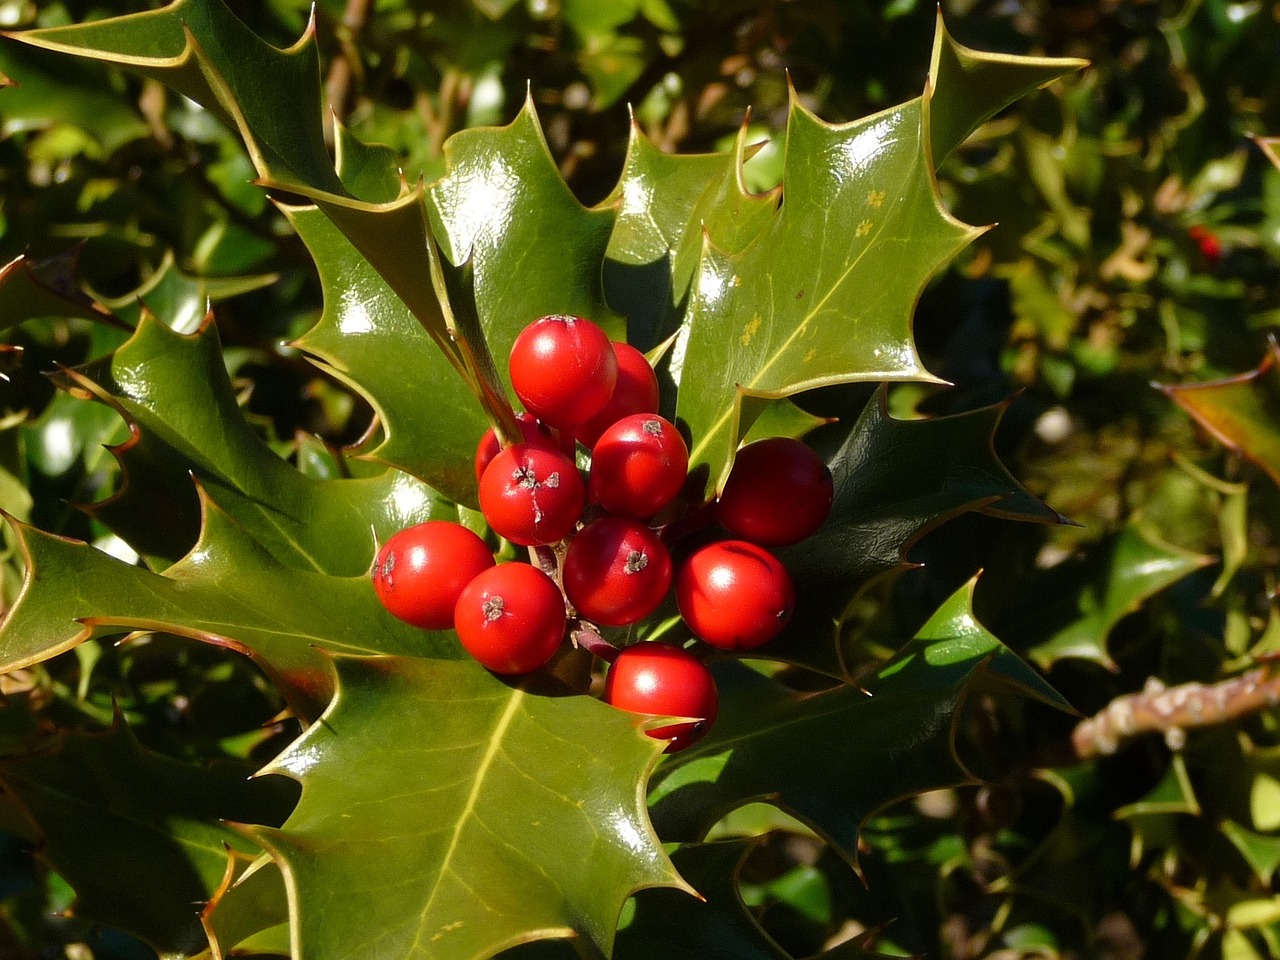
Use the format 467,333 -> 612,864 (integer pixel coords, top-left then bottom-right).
372,314 -> 834,752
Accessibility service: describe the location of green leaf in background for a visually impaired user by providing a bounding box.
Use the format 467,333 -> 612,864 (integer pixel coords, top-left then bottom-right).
246,655 -> 688,960
1023,522 -> 1213,669
673,21 -> 1084,492
97,252 -> 277,334
649,578 -> 1067,860
615,839 -> 786,959
0,489 -> 462,719
7,0 -> 342,196
1161,341 -> 1280,488
199,851 -> 290,959
65,314 -> 453,572
0,254 -> 107,332
0,722 -> 292,959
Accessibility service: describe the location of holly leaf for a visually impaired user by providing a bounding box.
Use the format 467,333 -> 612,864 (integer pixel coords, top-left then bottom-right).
673,20 -> 1084,492
603,122 -> 776,352
0,722 -> 292,959
199,851 -> 291,959
1160,341 -> 1280,488
649,577 -> 1066,861
1022,522 -> 1213,669
0,489 -> 463,719
0,254 -> 106,331
615,839 -> 787,960
63,313 -> 453,573
246,655 -> 688,960
96,251 -> 277,334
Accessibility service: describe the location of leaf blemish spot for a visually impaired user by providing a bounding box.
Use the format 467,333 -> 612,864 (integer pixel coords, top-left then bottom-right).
856,219 -> 873,238
740,317 -> 762,347
867,189 -> 886,208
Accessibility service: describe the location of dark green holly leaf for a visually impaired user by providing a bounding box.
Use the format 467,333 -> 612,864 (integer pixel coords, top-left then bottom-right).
246,655 -> 688,960
64,314 -> 453,572
0,255 -> 105,331
0,723 -> 291,959
616,839 -> 786,960
1161,341 -> 1280,488
1114,753 -> 1201,863
98,252 -> 276,334
649,578 -> 1066,861
673,23 -> 1084,492
0,489 -> 462,719
199,851 -> 290,959
8,0 -> 342,197
1024,522 -> 1213,669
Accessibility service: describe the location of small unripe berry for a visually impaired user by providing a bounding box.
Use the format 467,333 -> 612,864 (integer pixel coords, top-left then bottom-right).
479,443 -> 584,546
510,315 -> 617,428
454,563 -> 566,674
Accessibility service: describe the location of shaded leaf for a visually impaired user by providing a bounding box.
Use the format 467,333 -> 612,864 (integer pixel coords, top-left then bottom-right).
0,489 -> 463,719
0,255 -> 105,332
649,577 -> 1067,861
199,851 -> 290,959
247,655 -> 688,960
0,723 -> 292,959
65,314 -> 453,573
97,252 -> 276,334
1025,522 -> 1213,669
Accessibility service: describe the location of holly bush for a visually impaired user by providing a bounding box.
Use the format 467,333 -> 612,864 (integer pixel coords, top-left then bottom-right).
3,1 -> 1280,959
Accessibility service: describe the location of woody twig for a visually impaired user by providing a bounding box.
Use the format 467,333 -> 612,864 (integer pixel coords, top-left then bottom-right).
1072,668 -> 1280,759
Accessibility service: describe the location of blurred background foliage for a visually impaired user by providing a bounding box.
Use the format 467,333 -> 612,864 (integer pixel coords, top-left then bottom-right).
4,0 -> 1280,958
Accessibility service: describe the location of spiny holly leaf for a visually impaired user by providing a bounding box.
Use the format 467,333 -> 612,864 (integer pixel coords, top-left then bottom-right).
6,0 -> 341,197
0,722 -> 292,959
0,254 -> 106,331
1114,753 -> 1201,864
96,251 -> 276,334
1161,341 -> 1280,488
784,391 -> 1060,590
199,851 -> 290,959
427,98 -> 622,361
615,839 -> 787,959
674,20 -> 1084,492
285,203 -> 487,503
63,313 -> 453,573
649,577 -> 1066,861
0,489 -> 462,719
245,655 -> 688,960
1023,522 -> 1213,669
603,122 -> 776,352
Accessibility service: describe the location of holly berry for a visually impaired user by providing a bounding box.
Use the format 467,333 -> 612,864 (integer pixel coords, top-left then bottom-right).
454,562 -> 566,674
473,412 -> 560,484
371,521 -> 495,630
479,443 -> 585,546
605,643 -> 718,752
575,343 -> 660,448
1188,224 -> 1222,266
589,414 -> 688,518
563,516 -> 672,627
716,437 -> 833,546
510,315 -> 618,428
676,540 -> 794,650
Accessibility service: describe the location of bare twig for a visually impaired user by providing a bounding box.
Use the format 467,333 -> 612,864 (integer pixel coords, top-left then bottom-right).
1071,669 -> 1280,759
323,0 -> 374,143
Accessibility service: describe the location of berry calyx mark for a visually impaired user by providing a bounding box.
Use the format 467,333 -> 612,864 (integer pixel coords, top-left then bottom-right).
483,596 -> 505,621
624,550 -> 648,574
642,418 -> 662,436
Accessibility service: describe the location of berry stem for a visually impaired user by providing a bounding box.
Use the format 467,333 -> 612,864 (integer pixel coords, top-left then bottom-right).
570,620 -> 620,663
656,498 -> 715,545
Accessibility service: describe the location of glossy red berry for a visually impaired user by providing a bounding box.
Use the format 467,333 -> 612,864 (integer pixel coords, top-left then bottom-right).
605,644 -> 718,752
589,414 -> 688,518
371,521 -> 495,630
716,437 -> 833,546
454,563 -> 566,674
575,343 -> 661,448
479,443 -> 585,546
473,413 -> 560,485
676,540 -> 794,650
1189,224 -> 1222,266
563,517 -> 672,627
510,315 -> 618,428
